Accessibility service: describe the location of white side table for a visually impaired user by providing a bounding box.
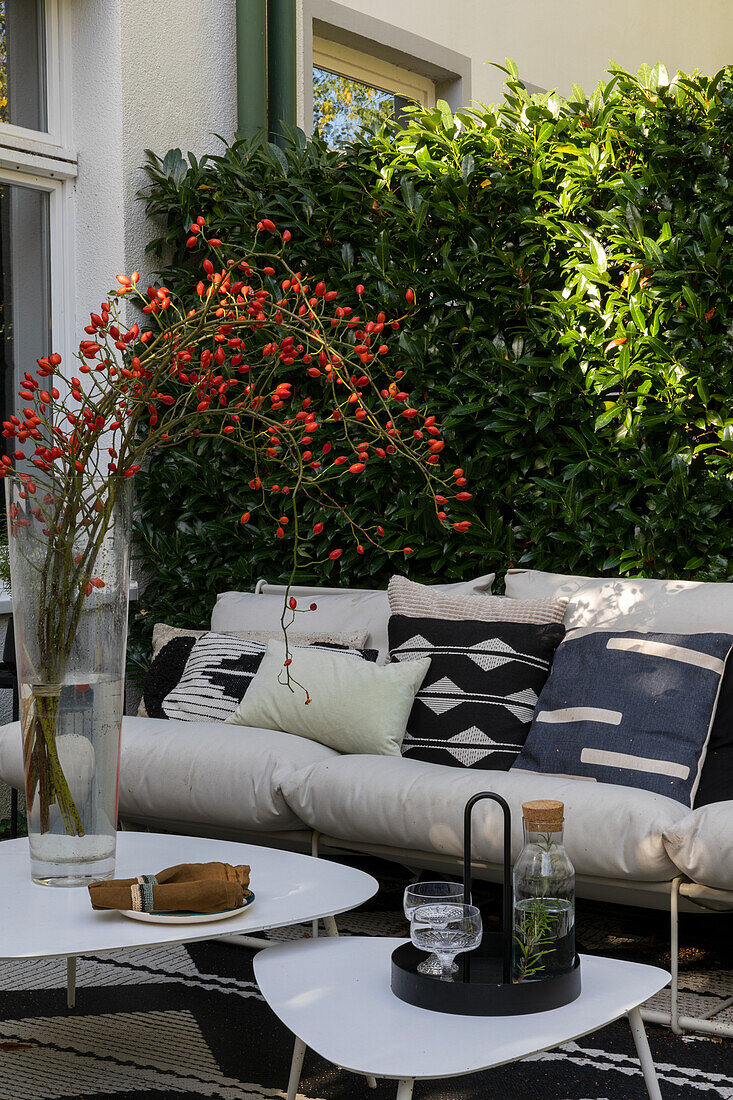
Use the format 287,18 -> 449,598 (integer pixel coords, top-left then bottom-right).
0,832 -> 377,1007
255,936 -> 671,1100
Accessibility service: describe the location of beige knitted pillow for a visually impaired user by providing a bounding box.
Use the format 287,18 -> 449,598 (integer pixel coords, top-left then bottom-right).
387,575 -> 567,624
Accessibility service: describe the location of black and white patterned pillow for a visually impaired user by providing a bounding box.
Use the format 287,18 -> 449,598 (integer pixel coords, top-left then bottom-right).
162,633 -> 377,723
140,630 -> 202,719
513,629 -> 733,806
388,615 -> 565,770
139,622 -> 371,720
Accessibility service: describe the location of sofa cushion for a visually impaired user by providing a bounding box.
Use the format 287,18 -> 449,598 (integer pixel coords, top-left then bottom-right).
212,572 -> 496,662
388,615 -> 564,770
0,718 -> 338,833
280,755 -> 685,880
505,568 -> 733,633
663,802 -> 733,891
513,629 -> 732,807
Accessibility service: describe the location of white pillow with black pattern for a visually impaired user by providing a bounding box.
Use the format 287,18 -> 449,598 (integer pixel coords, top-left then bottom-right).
161,632 -> 376,723
139,623 -> 368,718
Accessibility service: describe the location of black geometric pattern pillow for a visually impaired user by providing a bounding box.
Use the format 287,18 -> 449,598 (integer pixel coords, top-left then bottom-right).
388,615 -> 565,770
162,633 -> 378,723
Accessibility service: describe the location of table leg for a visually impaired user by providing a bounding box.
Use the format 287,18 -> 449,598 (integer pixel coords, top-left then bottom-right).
66,956 -> 76,1010
323,915 -> 339,937
396,1079 -> 414,1100
286,1035 -> 307,1100
628,1006 -> 663,1100
286,914 -> 343,1095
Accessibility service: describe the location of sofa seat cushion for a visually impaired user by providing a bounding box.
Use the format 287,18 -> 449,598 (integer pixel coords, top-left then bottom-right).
280,755 -> 685,881
663,802 -> 733,891
0,718 -> 339,833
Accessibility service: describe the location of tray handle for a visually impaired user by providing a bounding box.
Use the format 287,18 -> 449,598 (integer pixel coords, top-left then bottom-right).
463,792 -> 512,984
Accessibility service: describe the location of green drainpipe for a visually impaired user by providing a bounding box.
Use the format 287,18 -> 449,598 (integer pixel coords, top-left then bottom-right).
266,0 -> 297,145
236,0 -> 267,137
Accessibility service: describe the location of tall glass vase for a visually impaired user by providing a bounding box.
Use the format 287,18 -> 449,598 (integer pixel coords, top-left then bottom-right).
5,474 -> 132,885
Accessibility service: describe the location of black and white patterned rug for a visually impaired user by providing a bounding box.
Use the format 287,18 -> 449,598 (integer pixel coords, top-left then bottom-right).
0,857 -> 731,1099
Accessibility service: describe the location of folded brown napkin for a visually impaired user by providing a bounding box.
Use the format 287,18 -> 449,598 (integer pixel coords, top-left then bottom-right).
88,862 -> 252,914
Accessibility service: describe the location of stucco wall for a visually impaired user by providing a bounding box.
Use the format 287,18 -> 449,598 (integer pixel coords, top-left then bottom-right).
69,0 -> 237,320
300,0 -> 733,117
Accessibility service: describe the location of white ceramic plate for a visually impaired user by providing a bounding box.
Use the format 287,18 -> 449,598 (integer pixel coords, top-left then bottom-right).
119,891 -> 255,924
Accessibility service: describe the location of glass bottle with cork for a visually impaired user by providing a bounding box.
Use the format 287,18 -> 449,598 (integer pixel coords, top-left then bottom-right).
512,799 -> 575,984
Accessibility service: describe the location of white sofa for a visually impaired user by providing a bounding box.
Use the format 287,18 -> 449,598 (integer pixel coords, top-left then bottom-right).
0,569 -> 731,1036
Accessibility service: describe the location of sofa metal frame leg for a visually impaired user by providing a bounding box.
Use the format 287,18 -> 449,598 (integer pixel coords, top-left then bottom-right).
639,876 -> 733,1039
66,957 -> 76,1010
628,1007 -> 663,1100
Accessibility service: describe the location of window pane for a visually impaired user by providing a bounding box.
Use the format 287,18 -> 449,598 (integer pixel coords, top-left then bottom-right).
313,66 -> 393,147
0,0 -> 47,132
0,183 -> 51,430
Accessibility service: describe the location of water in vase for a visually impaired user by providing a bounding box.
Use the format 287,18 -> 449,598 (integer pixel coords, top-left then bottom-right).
25,674 -> 123,886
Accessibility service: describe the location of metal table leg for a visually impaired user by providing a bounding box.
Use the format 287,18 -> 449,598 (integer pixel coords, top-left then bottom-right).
66,956 -> 76,1009
286,1035 -> 307,1100
396,1079 -> 414,1100
628,1006 -> 663,1100
284,914 -> 343,1098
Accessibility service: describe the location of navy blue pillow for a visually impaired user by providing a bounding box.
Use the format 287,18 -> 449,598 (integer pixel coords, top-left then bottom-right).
512,630 -> 733,807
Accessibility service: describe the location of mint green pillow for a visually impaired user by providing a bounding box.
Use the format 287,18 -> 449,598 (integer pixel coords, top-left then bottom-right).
227,640 -> 430,755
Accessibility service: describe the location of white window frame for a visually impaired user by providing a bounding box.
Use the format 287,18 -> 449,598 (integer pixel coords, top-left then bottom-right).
0,0 -> 77,388
313,36 -> 436,108
0,167 -> 75,368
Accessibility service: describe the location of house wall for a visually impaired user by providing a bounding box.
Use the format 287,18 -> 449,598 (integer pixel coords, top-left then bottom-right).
69,0 -> 237,322
299,0 -> 733,118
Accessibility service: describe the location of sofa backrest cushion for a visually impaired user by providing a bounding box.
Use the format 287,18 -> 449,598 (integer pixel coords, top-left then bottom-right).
212,571 -> 496,661
506,568 -> 733,633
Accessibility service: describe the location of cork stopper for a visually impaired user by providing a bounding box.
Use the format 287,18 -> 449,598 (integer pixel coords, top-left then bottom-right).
522,799 -> 564,830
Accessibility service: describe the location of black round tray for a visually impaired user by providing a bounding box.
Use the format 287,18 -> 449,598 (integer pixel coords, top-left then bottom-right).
391,931 -> 582,1016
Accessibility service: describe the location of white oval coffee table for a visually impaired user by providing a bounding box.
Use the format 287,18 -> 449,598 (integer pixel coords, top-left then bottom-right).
255,936 -> 671,1100
0,832 -> 377,1006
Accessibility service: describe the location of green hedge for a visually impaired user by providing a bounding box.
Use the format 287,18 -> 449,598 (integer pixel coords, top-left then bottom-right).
131,61 -> 733,674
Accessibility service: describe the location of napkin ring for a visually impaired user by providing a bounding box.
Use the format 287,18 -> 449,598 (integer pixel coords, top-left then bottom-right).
130,877 -> 156,913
